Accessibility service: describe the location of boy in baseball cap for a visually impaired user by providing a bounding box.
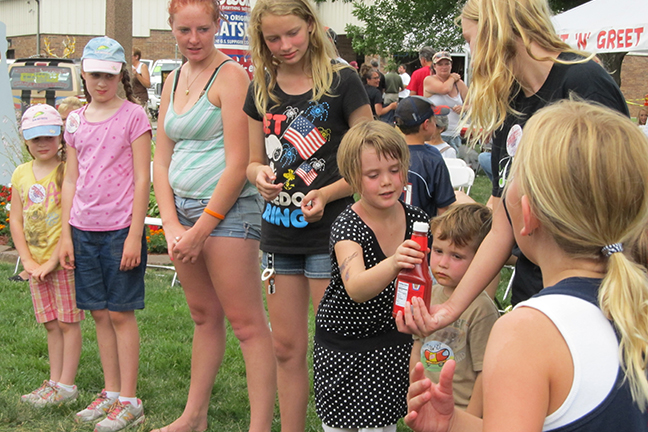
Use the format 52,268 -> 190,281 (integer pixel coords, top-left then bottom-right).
395,96 -> 455,218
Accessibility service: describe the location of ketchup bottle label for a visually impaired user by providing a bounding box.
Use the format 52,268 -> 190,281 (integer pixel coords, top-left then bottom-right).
395,281 -> 410,307
393,221 -> 432,318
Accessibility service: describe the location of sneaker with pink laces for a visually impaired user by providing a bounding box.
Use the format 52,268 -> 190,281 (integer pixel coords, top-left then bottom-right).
76,390 -> 118,423
21,381 -> 53,403
32,384 -> 78,407
94,399 -> 145,432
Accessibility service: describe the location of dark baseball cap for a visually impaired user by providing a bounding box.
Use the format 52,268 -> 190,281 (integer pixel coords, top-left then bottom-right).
395,96 -> 451,127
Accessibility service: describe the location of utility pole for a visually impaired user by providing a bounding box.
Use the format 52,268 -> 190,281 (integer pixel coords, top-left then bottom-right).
105,0 -> 132,97
35,0 -> 40,55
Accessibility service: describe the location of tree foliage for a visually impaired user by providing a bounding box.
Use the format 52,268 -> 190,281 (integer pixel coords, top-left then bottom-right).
548,0 -> 589,13
344,0 -> 465,56
321,0 -> 590,57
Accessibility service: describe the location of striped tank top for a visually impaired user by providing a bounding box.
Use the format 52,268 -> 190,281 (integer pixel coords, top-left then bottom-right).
165,60 -> 256,199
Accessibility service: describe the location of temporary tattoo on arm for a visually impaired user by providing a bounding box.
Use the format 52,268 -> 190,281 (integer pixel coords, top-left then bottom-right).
340,251 -> 359,282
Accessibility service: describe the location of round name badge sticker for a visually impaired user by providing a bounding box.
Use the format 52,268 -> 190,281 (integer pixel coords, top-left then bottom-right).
28,184 -> 47,204
66,112 -> 80,134
420,340 -> 454,373
506,124 -> 523,157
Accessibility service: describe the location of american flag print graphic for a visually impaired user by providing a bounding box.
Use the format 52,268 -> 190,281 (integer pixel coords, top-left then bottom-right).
283,116 -> 326,160
295,162 -> 318,185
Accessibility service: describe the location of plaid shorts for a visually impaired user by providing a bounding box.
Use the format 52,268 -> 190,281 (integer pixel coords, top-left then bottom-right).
29,268 -> 85,324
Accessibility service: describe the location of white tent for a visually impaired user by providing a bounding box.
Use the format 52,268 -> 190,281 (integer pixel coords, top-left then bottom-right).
552,0 -> 648,53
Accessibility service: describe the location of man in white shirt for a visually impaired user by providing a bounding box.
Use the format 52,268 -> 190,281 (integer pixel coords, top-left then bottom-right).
398,64 -> 411,100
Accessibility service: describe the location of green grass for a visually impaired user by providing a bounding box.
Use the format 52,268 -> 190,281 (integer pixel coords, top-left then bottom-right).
0,263 -> 333,431
0,266 -> 270,431
0,172 -> 511,431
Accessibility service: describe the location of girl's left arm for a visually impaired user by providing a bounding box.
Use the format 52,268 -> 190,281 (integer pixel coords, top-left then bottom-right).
301,104 -> 373,222
172,62 -> 251,263
120,129 -> 152,271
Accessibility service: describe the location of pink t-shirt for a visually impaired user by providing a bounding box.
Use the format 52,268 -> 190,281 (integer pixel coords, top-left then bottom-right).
64,101 -> 151,231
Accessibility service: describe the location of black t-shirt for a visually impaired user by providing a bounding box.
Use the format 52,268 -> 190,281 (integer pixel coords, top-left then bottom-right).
492,53 -> 629,304
243,66 -> 369,255
491,53 -> 629,198
363,83 -> 383,117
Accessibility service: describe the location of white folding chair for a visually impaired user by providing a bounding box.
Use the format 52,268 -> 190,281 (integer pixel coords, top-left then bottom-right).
446,165 -> 475,195
444,158 -> 468,168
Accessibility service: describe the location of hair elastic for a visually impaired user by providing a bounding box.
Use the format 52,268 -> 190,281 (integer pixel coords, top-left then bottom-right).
602,243 -> 623,257
204,208 -> 225,220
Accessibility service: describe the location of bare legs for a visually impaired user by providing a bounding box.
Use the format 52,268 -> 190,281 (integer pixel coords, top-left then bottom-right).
91,309 -> 140,396
44,319 -> 82,385
153,236 -> 276,432
266,275 -> 328,432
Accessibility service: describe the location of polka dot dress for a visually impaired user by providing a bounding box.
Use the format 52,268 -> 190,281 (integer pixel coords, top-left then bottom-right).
314,202 -> 429,428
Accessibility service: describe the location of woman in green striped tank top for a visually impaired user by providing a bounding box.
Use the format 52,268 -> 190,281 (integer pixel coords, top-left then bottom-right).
151,1 -> 276,431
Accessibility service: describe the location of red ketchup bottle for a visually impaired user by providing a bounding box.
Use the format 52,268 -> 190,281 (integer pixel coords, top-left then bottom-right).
393,221 -> 432,318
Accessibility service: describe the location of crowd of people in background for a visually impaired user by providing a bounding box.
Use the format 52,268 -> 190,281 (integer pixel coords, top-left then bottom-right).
9,0 -> 648,431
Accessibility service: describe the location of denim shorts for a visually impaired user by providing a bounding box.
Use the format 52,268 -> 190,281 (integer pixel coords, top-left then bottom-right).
72,226 -> 146,312
262,252 -> 331,279
175,194 -> 262,241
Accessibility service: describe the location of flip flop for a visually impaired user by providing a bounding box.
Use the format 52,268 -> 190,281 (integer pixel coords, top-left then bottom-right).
8,274 -> 27,282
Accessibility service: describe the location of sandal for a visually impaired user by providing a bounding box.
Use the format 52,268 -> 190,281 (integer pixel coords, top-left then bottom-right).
8,274 -> 27,282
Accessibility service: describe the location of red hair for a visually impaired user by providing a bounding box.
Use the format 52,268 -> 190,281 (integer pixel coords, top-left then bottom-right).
168,0 -> 223,26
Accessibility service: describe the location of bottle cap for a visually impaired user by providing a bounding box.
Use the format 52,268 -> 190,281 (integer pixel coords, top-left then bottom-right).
413,221 -> 430,233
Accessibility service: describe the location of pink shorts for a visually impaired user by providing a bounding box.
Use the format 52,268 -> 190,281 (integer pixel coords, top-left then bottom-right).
29,268 -> 85,324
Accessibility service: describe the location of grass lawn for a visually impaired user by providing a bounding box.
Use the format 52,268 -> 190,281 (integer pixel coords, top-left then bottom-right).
0,172 -> 511,431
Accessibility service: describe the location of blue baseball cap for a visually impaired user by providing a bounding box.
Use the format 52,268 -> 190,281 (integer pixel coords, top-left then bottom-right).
395,96 -> 451,127
82,36 -> 126,75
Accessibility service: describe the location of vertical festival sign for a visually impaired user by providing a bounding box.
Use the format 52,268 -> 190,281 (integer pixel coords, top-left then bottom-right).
0,21 -> 22,185
216,0 -> 252,79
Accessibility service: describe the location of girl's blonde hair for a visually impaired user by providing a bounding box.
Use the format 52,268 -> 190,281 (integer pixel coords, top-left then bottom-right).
461,0 -> 591,143
510,100 -> 648,409
58,97 -> 83,116
638,107 -> 648,126
248,0 -> 344,117
338,120 -> 410,194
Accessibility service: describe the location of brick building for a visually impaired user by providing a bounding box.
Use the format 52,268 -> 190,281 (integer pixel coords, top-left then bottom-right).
1,0 -> 361,64
620,54 -> 648,119
2,0 -> 645,116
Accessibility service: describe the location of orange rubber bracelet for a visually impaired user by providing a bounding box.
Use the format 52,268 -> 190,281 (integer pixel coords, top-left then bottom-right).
204,208 -> 225,220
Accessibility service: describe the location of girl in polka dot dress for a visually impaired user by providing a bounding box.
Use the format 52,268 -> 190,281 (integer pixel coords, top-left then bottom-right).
59,36 -> 151,430
314,121 -> 430,432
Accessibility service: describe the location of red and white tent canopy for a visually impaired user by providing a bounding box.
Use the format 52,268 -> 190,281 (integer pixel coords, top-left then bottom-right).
552,0 -> 648,53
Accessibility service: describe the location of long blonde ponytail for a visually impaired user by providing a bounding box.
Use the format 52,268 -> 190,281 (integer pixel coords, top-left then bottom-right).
511,100 -> 648,409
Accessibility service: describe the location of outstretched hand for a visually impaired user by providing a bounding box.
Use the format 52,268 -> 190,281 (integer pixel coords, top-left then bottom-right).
405,361 -> 456,432
396,296 -> 458,338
